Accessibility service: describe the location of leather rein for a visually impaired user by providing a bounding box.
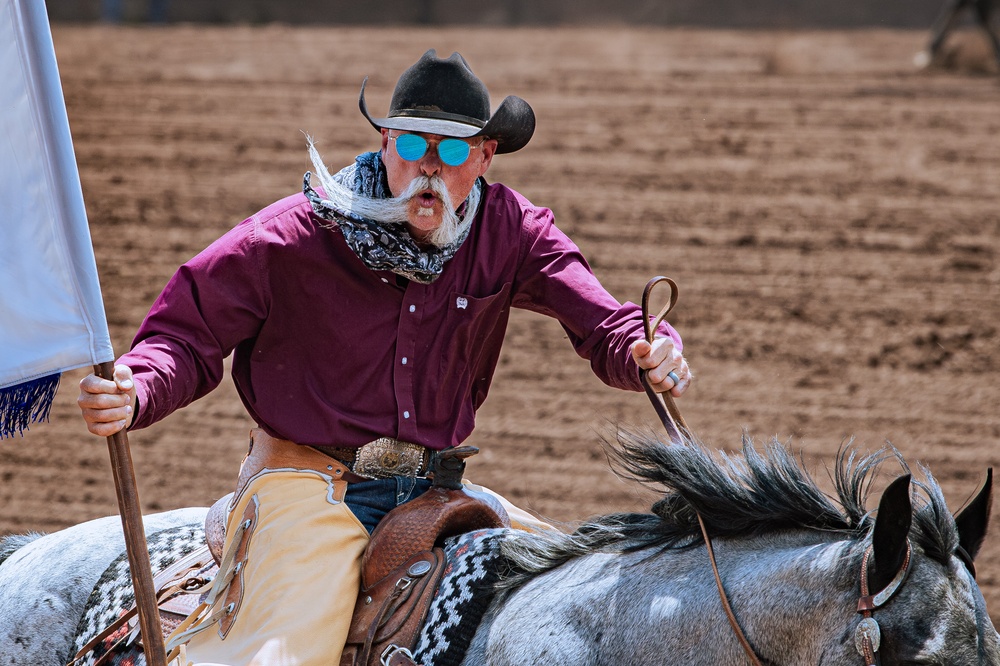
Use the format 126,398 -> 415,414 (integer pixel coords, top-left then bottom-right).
638,277 -> 914,666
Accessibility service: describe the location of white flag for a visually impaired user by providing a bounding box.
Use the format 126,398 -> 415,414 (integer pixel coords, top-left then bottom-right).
0,0 -> 113,436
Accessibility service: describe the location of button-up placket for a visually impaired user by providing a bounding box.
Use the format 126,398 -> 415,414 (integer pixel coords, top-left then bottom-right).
393,283 -> 425,442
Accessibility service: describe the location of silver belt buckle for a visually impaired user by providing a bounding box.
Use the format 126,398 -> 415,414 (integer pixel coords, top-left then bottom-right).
354,437 -> 424,479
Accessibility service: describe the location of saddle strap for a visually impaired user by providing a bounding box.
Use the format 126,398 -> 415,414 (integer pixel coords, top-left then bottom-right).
359,577 -> 411,665
342,549 -> 445,666
382,646 -> 421,666
67,545 -> 214,666
68,594 -> 146,666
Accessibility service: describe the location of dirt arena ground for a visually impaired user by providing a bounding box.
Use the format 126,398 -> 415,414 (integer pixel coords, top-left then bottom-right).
3,25 -> 999,618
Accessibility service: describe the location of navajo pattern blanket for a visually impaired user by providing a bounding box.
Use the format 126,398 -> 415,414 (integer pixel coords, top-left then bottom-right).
69,523 -> 205,666
70,525 -> 510,666
414,528 -> 510,666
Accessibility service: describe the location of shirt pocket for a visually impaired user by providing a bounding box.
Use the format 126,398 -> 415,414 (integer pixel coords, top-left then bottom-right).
439,282 -> 513,375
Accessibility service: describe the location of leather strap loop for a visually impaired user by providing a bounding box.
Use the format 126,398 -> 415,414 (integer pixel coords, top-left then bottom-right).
641,275 -> 679,344
639,276 -> 689,444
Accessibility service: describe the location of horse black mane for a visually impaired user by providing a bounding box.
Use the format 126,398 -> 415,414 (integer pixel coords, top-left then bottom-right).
499,429 -> 959,583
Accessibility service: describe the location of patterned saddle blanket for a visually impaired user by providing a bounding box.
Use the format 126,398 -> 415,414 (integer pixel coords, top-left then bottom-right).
70,525 -> 510,666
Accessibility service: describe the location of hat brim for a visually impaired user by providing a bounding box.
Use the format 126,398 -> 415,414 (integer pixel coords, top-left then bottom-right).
359,79 -> 534,155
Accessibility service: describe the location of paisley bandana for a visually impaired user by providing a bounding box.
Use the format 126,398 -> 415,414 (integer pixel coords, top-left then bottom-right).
303,151 -> 481,284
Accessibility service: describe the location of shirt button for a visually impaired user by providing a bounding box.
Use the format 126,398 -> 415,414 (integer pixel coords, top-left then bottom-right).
381,278 -> 389,283
401,357 -> 408,365
409,305 -> 416,313
403,411 -> 410,419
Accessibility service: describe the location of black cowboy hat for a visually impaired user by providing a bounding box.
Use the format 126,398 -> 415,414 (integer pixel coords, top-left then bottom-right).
359,49 -> 535,154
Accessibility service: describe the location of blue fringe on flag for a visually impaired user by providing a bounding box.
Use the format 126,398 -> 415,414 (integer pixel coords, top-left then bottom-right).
0,373 -> 61,439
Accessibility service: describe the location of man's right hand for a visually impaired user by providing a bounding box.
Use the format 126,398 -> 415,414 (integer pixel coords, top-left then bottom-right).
78,365 -> 137,436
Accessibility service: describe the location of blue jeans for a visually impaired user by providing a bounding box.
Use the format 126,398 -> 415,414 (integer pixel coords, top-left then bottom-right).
344,476 -> 433,534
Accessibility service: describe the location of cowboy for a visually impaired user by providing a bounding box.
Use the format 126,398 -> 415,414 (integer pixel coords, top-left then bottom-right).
77,49 -> 691,665
915,0 -> 1000,68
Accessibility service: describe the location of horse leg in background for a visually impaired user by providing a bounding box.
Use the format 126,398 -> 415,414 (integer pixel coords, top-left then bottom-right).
0,507 -> 208,666
917,0 -> 968,66
972,0 -> 1000,66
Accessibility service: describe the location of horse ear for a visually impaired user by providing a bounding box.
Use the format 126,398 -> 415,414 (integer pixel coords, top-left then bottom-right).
871,474 -> 912,593
954,468 -> 993,562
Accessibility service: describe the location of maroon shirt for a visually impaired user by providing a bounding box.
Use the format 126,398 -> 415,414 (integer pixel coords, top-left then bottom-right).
121,182 -> 681,449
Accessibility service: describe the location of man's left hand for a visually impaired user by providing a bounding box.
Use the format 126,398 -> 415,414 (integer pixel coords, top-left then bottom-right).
630,337 -> 692,397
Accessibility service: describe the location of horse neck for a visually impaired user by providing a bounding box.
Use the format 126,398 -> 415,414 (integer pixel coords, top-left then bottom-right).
658,531 -> 865,663
466,530 -> 871,666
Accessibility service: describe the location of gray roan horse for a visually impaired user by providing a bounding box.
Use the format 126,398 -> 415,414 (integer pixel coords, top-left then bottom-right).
0,432 -> 996,665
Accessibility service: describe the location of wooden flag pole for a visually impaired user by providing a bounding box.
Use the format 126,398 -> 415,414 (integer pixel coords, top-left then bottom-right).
5,4 -> 165,660
95,362 -> 167,666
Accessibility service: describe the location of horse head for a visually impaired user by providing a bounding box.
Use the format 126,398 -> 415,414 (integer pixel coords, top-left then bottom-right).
861,468 -> 998,666
481,435 -> 1000,666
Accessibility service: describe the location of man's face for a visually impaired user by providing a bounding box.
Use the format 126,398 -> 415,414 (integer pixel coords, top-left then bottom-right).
381,129 -> 497,243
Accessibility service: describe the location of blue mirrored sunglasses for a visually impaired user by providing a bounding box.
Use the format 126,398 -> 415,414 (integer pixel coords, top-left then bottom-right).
389,133 -> 482,167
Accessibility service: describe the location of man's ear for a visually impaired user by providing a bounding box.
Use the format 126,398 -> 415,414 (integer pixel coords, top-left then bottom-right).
477,138 -> 498,176
380,128 -> 390,155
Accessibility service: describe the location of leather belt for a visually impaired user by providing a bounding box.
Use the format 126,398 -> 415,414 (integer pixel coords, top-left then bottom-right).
318,437 -> 431,480
238,429 -> 364,497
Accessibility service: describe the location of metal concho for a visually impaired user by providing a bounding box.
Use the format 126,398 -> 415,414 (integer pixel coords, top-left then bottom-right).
407,560 -> 432,577
854,617 -> 881,656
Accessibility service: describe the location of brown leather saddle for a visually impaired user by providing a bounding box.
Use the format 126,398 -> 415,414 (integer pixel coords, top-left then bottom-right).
75,446 -> 508,666
340,446 -> 510,666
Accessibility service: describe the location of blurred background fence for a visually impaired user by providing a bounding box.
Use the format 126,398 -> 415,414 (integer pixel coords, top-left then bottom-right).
48,0 -> 956,28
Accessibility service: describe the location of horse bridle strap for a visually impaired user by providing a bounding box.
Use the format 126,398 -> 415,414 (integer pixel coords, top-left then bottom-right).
695,511 -> 765,666
855,541 -> 913,666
